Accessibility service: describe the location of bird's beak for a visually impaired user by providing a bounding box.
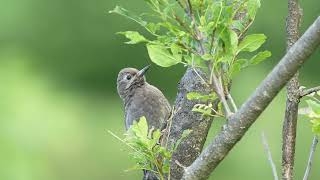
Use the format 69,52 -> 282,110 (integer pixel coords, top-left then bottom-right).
125,65 -> 151,90
137,65 -> 151,77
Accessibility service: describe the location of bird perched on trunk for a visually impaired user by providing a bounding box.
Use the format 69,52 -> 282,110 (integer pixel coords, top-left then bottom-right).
117,65 -> 171,180
117,65 -> 171,131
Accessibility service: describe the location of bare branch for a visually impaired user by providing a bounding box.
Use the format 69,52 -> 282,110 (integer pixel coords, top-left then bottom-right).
300,86 -> 320,97
261,132 -> 279,180
282,0 -> 302,179
182,16 -> 320,180
303,136 -> 318,180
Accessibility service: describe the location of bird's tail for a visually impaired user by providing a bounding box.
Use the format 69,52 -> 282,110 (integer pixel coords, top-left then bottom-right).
143,170 -> 159,180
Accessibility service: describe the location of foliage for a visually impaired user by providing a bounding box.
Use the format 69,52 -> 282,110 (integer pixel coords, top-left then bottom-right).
187,92 -> 217,101
110,0 -> 271,117
299,91 -> 320,135
110,0 -> 271,77
108,117 -> 191,179
187,92 -> 224,117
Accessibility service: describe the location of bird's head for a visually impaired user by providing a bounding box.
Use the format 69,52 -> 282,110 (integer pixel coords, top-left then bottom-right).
117,65 -> 150,100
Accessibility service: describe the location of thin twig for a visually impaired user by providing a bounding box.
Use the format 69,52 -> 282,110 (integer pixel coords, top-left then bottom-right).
210,107 -> 224,117
303,136 -> 318,180
261,132 -> 279,180
238,19 -> 253,41
191,53 -> 209,86
192,68 -> 208,86
176,42 -> 199,56
227,94 -> 238,112
163,107 -> 176,149
211,73 -> 232,118
300,86 -> 320,97
185,0 -> 193,18
173,14 -> 198,39
175,160 -> 187,169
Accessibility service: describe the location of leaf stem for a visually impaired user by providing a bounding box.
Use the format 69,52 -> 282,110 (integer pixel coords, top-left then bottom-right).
227,94 -> 238,112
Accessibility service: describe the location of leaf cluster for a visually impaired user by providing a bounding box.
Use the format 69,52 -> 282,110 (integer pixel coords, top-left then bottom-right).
299,92 -> 320,135
109,117 -> 191,179
110,0 -> 271,79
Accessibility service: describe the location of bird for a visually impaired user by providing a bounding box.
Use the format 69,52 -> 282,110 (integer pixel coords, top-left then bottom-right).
117,65 -> 171,131
117,65 -> 171,180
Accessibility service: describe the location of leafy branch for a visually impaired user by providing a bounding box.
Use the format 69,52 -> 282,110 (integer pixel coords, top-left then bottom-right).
108,116 -> 191,179
110,0 -> 271,120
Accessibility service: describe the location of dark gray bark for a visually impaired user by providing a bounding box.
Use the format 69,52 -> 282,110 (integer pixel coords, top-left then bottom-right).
168,5 -> 251,179
168,68 -> 214,180
282,1 -> 302,179
182,16 -> 320,180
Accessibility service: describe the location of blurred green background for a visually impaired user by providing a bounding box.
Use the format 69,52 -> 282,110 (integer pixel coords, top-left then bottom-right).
0,0 -> 319,179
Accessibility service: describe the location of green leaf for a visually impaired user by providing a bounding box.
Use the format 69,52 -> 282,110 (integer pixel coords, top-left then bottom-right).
110,6 -> 147,27
184,54 -> 208,69
237,34 -> 266,53
186,92 -> 217,101
146,23 -> 160,34
218,54 -> 233,63
192,104 -> 215,117
117,31 -> 149,44
152,129 -> 161,141
147,44 -> 181,67
232,20 -> 245,32
231,59 -> 248,75
249,51 -> 271,65
247,0 -> 261,19
201,54 -> 213,61
148,129 -> 161,148
131,116 -> 149,139
307,100 -> 320,115
181,129 -> 192,139
170,44 -> 183,62
219,27 -> 238,56
311,119 -> 320,135
173,129 -> 192,151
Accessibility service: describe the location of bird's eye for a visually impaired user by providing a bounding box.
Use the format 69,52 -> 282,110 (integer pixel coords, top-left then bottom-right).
126,75 -> 132,80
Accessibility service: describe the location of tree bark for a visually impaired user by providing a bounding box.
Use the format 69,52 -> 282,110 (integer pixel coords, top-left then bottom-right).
168,5 -> 251,179
182,16 -> 320,180
168,68 -> 214,180
282,1 -> 302,179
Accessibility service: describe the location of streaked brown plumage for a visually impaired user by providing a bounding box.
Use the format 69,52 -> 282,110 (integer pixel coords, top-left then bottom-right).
116,65 -> 171,180
117,65 -> 171,131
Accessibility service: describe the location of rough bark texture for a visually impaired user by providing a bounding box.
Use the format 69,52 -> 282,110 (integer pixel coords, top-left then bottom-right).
168,7 -> 250,180
168,68 -> 213,180
182,17 -> 320,180
282,1 -> 301,179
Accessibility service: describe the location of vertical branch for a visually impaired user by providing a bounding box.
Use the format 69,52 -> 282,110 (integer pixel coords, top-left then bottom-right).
168,68 -> 214,179
282,0 -> 302,179
303,136 -> 319,180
